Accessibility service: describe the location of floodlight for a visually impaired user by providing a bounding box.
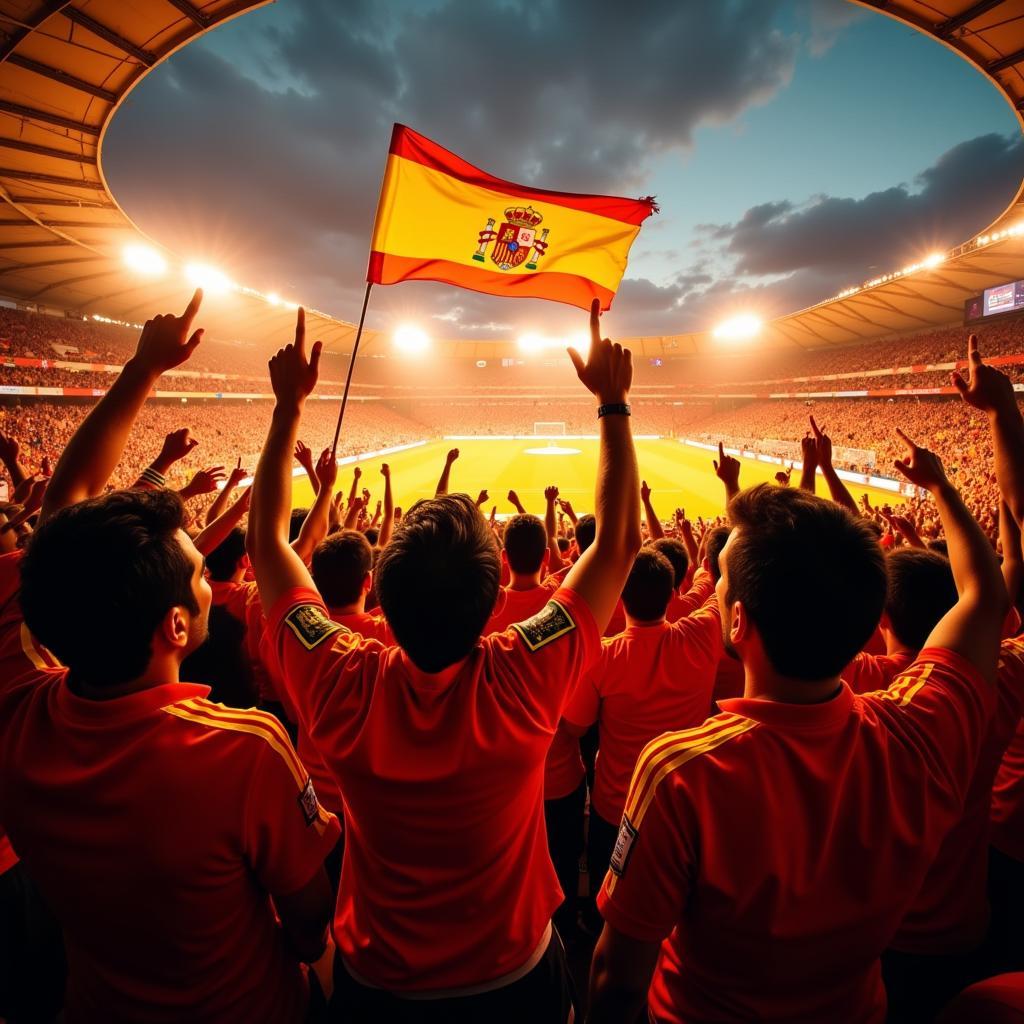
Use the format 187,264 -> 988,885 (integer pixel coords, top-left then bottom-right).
266,292 -> 281,306
393,325 -> 429,354
712,314 -> 761,342
185,263 -> 234,295
923,252 -> 944,268
518,332 -> 545,353
122,244 -> 166,276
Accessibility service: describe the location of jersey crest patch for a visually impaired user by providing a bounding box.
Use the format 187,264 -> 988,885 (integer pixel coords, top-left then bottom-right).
298,777 -> 321,826
609,814 -> 637,877
284,604 -> 345,650
512,599 -> 576,652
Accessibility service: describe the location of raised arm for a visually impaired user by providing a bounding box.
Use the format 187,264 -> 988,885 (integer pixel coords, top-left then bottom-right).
563,299 -> 642,631
641,480 -> 665,540
205,458 -> 247,527
248,307 -> 323,612
894,428 -> 1007,678
292,447 -> 338,565
294,440 -> 320,496
713,442 -> 741,507
378,462 -> 395,548
0,430 -> 28,491
798,432 -> 817,494
194,487 -> 251,557
1000,500 -> 1023,607
435,448 -> 458,496
134,427 -> 199,490
953,333 -> 1024,527
558,497 -> 577,525
810,416 -> 857,513
41,290 -> 203,523
507,489 -> 526,515
545,485 -> 565,571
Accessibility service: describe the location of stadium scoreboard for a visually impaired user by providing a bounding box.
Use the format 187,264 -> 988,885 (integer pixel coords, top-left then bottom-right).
965,279 -> 1024,323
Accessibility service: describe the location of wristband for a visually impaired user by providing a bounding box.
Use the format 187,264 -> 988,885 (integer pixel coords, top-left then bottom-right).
598,403 -> 631,419
138,465 -> 167,489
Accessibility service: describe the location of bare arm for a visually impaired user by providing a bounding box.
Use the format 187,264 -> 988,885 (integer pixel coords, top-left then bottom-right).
641,480 -> 664,540
507,489 -> 526,515
292,448 -> 338,565
294,440 -> 320,496
811,416 -> 857,514
563,300 -> 642,632
558,497 -> 577,526
894,428 -> 1006,678
545,485 -> 565,571
713,442 -> 740,507
798,433 -> 817,494
1000,500 -> 1023,606
41,291 -> 204,523
133,427 -> 199,490
378,463 -> 395,548
0,431 -> 28,490
193,487 -> 251,557
953,334 -> 1024,527
586,923 -> 661,1024
205,458 -> 247,527
248,308 -> 323,613
435,448 -> 458,496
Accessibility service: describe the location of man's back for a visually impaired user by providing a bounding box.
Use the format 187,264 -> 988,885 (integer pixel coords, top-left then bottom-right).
268,584 -> 600,991
598,649 -> 993,1023
0,674 -> 338,1024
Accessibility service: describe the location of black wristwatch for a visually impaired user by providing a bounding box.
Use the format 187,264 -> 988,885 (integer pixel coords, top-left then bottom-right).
597,402 -> 631,419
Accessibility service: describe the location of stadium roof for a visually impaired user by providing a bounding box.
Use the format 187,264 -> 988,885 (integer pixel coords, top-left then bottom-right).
0,0 -> 1020,360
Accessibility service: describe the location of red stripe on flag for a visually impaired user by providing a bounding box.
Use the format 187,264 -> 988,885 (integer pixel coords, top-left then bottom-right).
388,124 -> 656,227
367,251 -> 615,311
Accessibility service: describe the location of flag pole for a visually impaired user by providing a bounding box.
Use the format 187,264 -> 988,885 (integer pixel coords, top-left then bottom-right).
331,280 -> 373,459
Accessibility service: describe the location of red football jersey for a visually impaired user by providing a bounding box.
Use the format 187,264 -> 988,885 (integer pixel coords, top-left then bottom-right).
992,717 -> 1024,862
598,649 -> 994,1023
485,585 -> 552,636
268,584 -> 599,991
844,650 -> 915,695
564,589 -> 721,824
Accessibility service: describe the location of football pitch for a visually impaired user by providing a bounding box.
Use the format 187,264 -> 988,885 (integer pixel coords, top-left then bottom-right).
290,437 -> 906,518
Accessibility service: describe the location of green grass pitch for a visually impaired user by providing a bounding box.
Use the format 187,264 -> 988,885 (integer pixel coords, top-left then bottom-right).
290,438 -> 905,519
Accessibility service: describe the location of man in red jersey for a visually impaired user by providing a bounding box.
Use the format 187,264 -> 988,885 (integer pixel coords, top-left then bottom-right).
311,529 -> 393,643
563,546 -> 721,902
0,294 -> 339,1024
587,417 -> 1007,1021
486,513 -> 554,634
248,301 -> 640,1022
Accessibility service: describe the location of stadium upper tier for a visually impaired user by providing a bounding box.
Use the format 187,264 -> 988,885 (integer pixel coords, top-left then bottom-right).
0,1 -> 1022,356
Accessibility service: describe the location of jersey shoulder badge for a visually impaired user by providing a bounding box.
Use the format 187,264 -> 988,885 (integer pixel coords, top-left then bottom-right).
609,814 -> 637,877
298,777 -> 322,826
512,598 -> 576,652
284,604 -> 347,651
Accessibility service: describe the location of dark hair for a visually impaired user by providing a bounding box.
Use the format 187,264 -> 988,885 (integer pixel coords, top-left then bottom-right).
704,526 -> 731,582
621,548 -> 675,622
288,508 -> 309,543
364,527 -> 380,546
21,489 -> 200,687
725,485 -> 886,681
205,527 -> 247,582
927,539 -> 949,557
180,605 -> 256,708
885,548 -> 957,650
375,494 -> 500,672
312,530 -> 373,608
557,537 -> 570,554
649,537 -> 689,590
575,514 -> 596,554
503,514 -> 547,574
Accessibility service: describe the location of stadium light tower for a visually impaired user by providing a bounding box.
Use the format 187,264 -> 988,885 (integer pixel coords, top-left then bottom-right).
393,324 -> 430,355
713,314 -> 762,343
185,263 -> 234,295
122,244 -> 166,276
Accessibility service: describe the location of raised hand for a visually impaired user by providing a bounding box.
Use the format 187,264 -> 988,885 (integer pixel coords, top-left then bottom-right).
893,429 -> 949,493
159,427 -> 199,466
809,416 -> 832,467
268,307 -> 322,407
0,430 -> 19,468
227,458 -> 248,488
380,463 -> 390,480
134,289 -> 204,374
182,465 -> 226,498
641,480 -> 652,502
475,489 -> 489,507
507,489 -> 525,512
801,432 -> 817,466
568,298 -> 632,404
353,466 -> 362,481
315,448 -> 338,491
294,440 -> 315,471
713,442 -> 741,491
951,334 -> 1017,417
362,487 -> 371,504
545,485 -> 559,502
446,448 -> 460,465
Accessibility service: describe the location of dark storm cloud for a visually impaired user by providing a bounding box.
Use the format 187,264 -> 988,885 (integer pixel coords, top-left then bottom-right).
717,133 -> 1024,277
104,0 -> 801,321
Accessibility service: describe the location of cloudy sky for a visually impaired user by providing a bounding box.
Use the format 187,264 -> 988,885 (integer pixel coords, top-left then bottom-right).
104,0 -> 1024,340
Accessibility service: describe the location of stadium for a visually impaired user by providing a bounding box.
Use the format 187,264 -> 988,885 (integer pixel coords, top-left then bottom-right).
2,1 -> 1024,1022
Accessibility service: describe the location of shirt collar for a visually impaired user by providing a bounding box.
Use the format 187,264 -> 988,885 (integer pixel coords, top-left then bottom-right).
55,679 -> 210,723
719,681 -> 854,730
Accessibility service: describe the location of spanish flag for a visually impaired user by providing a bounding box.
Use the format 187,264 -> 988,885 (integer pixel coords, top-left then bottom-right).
367,124 -> 657,311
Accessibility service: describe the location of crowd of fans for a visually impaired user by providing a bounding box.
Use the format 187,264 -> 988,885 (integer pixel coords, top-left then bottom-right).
0,291 -> 1023,1023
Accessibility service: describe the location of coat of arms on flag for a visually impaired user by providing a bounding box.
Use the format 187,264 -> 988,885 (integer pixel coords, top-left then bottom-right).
472,206 -> 550,271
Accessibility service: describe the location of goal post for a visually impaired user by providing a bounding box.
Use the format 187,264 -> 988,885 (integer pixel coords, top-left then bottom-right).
533,421 -> 567,437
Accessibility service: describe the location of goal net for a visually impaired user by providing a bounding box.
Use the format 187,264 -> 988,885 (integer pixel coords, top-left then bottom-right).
533,421 -> 567,437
